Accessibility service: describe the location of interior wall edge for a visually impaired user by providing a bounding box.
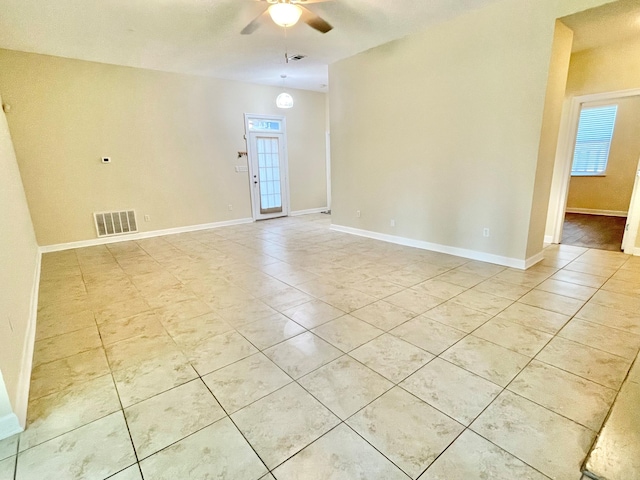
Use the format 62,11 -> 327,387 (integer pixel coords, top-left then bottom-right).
525,19 -> 574,259
13,250 -> 41,431
0,88 -> 40,439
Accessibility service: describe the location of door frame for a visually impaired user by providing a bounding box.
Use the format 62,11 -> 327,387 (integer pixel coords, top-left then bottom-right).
547,88 -> 640,245
621,157 -> 640,254
244,113 -> 291,221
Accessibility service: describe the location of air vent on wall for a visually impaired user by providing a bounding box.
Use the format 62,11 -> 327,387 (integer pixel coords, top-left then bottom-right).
94,210 -> 138,238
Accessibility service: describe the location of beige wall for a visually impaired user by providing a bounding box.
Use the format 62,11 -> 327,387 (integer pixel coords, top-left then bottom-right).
525,20 -> 574,258
330,0 -> 611,264
566,37 -> 640,96
0,49 -> 327,246
0,92 -> 39,432
567,96 -> 640,213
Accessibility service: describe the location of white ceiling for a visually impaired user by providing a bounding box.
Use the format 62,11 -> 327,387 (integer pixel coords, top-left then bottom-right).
1,0 -> 638,91
0,0 -> 499,92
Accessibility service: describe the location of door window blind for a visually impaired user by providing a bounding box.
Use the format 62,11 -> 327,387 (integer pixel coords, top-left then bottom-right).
571,104 -> 618,176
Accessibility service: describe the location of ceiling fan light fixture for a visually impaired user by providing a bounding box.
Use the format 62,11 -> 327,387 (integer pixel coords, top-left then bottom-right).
268,3 -> 303,27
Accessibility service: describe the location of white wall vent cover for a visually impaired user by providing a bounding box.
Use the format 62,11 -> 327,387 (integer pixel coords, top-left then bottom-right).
94,210 -> 138,237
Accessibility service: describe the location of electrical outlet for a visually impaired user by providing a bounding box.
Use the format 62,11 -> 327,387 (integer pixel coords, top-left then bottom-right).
483,228 -> 490,237
144,215 -> 151,222
228,204 -> 233,211
356,210 -> 361,218
390,219 -> 395,227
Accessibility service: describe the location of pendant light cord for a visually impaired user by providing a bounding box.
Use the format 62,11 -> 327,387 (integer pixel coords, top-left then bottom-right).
282,26 -> 288,88
276,24 -> 294,108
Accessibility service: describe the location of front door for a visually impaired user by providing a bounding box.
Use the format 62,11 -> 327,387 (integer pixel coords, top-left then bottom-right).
245,115 -> 290,220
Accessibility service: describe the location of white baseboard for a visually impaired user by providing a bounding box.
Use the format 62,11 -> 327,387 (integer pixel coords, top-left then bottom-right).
330,224 -> 533,270
566,208 -> 627,217
290,207 -> 329,216
0,413 -> 21,440
39,218 -> 254,253
524,251 -> 545,269
544,235 -> 554,244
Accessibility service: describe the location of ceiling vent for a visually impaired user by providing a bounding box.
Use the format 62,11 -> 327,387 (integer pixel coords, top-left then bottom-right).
287,54 -> 307,62
94,210 -> 138,237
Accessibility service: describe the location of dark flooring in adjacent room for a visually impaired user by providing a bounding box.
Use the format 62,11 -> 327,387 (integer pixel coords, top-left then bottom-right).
562,213 -> 626,252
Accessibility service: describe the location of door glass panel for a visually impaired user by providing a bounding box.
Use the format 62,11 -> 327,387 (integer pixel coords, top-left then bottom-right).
248,119 -> 282,132
256,137 -> 283,214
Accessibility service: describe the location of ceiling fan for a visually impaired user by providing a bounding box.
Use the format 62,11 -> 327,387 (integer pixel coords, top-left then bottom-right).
241,0 -> 333,35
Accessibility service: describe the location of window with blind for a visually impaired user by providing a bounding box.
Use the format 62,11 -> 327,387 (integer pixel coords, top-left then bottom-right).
571,104 -> 618,176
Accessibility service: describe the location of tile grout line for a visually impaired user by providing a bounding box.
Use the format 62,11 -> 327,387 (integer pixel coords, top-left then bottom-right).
26,218 -> 640,480
448,252 -> 637,478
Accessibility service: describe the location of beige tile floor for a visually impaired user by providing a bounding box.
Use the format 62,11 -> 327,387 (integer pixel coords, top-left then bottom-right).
583,359 -> 640,479
2,214 -> 640,480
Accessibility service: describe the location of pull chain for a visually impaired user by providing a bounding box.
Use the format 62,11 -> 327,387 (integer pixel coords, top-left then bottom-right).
284,26 -> 289,64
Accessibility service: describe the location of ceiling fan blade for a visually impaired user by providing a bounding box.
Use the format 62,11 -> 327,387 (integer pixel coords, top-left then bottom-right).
241,7 -> 269,35
299,5 -> 333,34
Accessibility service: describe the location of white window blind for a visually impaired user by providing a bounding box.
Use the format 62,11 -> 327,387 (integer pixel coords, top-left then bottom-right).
571,104 -> 618,176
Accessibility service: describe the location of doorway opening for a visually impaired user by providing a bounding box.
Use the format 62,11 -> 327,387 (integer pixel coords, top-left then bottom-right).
244,114 -> 290,221
547,89 -> 640,254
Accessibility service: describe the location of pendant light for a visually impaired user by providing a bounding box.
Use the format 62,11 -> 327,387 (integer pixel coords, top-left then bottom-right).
277,75 -> 293,109
276,92 -> 294,109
